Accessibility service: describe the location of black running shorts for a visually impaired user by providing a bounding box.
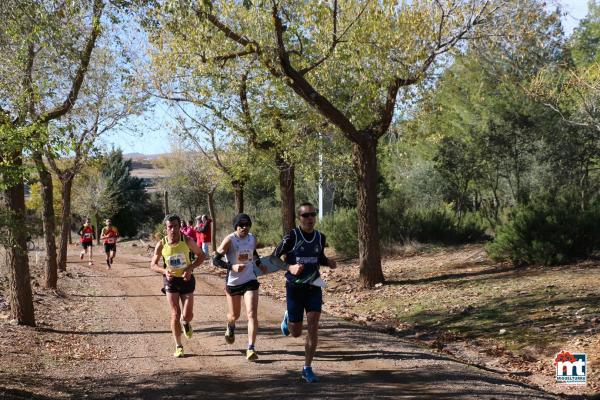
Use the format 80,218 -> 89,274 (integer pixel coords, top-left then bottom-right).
163,275 -> 196,295
225,279 -> 260,296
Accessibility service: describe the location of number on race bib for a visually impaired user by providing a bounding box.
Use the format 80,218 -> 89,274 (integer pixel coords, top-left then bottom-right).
167,254 -> 187,270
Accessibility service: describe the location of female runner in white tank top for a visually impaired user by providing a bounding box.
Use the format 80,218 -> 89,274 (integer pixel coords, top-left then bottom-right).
213,213 -> 267,361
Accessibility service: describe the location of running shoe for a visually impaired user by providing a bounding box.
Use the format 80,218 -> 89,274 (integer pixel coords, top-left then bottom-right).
106,259 -> 111,269
88,261 -> 93,266
246,349 -> 258,361
182,321 -> 193,339
80,252 -> 84,260
302,366 -> 320,383
224,325 -> 235,344
173,345 -> 184,358
280,310 -> 290,336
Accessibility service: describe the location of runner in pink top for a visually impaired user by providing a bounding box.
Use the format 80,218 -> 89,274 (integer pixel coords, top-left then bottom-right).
181,220 -> 198,262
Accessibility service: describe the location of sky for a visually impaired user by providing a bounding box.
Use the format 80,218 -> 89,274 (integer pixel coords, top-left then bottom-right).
102,1 -> 592,156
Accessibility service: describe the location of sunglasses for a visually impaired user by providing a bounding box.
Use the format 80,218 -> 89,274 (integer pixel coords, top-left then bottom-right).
300,212 -> 317,218
238,223 -> 251,228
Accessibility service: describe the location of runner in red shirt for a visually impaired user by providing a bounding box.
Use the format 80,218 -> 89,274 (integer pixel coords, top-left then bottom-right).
78,218 -> 96,266
100,219 -> 119,269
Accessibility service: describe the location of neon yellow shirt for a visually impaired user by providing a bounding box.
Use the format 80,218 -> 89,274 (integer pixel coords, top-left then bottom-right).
161,237 -> 191,278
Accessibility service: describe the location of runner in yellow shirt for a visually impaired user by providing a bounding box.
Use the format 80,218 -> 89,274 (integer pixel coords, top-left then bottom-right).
150,214 -> 205,358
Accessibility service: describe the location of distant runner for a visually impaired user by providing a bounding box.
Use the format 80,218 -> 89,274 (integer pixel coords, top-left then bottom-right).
100,219 -> 119,269
212,213 -> 266,361
78,218 -> 96,266
150,214 -> 205,358
273,202 -> 337,382
197,214 -> 212,258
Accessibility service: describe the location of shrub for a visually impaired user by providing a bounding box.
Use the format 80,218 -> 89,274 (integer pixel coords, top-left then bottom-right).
252,206 -> 285,248
378,191 -> 411,244
402,208 -> 487,244
487,193 -> 600,265
320,208 -> 358,257
321,200 -> 488,257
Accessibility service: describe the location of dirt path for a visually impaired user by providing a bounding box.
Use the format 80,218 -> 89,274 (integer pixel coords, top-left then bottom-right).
1,246 -> 568,399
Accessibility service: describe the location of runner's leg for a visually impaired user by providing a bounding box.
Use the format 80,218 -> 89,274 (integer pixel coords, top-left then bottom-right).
180,292 -> 194,323
305,311 -> 321,367
286,285 -> 304,337
88,244 -> 93,265
167,291 -> 183,346
105,245 -> 111,267
243,289 -> 259,346
226,290 -> 241,326
224,290 -> 241,343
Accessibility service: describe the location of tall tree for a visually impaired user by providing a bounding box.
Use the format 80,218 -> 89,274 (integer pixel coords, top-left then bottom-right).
101,150 -> 151,238
151,0 -> 534,287
529,3 -> 600,209
46,43 -> 147,272
0,0 -> 104,322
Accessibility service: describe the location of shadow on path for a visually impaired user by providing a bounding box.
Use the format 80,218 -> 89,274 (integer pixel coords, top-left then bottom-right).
1,368 -> 575,400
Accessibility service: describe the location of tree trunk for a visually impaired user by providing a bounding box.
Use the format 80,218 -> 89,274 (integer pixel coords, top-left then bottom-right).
3,156 -> 35,325
352,139 -> 384,288
232,180 -> 244,214
163,190 -> 169,215
95,212 -> 100,245
33,153 -> 58,288
57,176 -> 74,272
580,164 -> 589,211
207,187 -> 217,251
276,155 -> 296,234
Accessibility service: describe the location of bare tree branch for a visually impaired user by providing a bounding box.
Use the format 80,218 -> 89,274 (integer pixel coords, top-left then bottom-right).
40,0 -> 104,123
298,0 -> 369,76
270,2 -> 362,143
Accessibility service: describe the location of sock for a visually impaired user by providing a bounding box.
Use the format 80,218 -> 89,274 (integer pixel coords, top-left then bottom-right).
176,344 -> 183,348
248,344 -> 255,350
228,323 -> 235,332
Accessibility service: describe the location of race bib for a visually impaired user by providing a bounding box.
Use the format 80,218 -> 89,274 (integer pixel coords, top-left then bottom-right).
166,253 -> 187,270
106,237 -> 116,244
237,249 -> 252,264
84,233 -> 92,239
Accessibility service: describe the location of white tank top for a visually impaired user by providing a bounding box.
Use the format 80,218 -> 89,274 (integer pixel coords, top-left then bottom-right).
225,232 -> 257,286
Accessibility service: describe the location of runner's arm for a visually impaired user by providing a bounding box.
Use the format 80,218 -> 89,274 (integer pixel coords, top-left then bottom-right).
272,230 -> 296,259
253,249 -> 262,268
185,236 -> 205,271
273,230 -> 304,274
319,233 -> 337,269
212,236 -> 232,270
150,241 -> 166,275
253,247 -> 267,274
